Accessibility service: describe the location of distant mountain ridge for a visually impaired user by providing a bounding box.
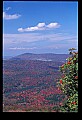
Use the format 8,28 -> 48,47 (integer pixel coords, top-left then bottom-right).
10,53 -> 69,62
3,56 -> 13,60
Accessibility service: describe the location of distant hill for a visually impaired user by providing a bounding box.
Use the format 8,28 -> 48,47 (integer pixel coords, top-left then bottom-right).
10,53 -> 69,62
3,56 -> 13,60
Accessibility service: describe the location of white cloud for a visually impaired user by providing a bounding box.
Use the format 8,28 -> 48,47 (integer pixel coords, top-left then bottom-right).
3,33 -> 43,44
18,22 -> 60,32
37,23 -> 46,27
3,33 -> 77,43
3,12 -> 21,20
9,47 -> 37,50
47,23 -> 60,28
26,26 -> 39,31
18,28 -> 24,32
6,7 -> 11,11
3,33 -> 78,52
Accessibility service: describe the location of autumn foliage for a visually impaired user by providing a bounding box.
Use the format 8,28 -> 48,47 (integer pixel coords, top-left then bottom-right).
57,48 -> 78,112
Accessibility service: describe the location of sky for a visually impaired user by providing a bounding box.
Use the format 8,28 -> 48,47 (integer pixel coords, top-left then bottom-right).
3,1 -> 78,57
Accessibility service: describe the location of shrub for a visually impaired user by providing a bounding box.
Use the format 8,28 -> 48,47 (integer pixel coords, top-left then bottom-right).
57,48 -> 78,112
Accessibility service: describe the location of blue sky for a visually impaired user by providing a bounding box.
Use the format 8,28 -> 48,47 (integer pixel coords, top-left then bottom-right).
3,1 -> 78,56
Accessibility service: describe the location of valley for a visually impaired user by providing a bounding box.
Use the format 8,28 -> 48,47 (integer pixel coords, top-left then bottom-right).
3,53 -> 69,112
